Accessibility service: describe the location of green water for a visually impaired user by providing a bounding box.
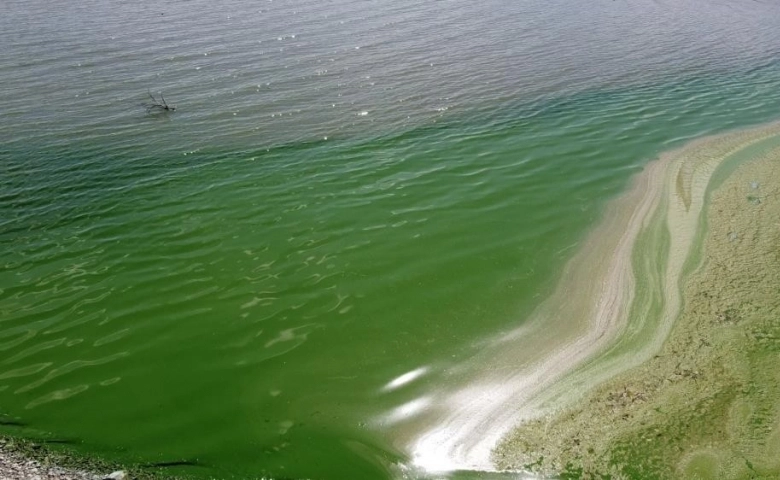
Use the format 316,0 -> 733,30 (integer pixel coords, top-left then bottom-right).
4,69 -> 780,478
3,0 -> 780,477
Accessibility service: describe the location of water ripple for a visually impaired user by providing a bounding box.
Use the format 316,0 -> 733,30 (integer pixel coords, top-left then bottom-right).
1,0 -> 780,477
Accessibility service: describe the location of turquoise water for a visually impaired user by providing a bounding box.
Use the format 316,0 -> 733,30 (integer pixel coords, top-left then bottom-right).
2,0 -> 780,478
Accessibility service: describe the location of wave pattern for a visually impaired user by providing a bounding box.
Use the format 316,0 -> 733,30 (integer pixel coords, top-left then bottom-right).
2,0 -> 780,478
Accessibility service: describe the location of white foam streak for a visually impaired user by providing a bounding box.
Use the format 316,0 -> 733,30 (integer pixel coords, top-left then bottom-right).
383,396 -> 432,425
382,366 -> 429,392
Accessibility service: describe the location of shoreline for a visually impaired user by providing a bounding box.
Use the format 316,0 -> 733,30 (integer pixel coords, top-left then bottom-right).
492,125 -> 780,477
0,435 -> 179,480
408,122 -> 780,474
0,436 -> 116,480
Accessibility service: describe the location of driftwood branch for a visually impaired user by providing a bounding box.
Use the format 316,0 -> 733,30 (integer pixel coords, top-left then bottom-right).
142,91 -> 176,113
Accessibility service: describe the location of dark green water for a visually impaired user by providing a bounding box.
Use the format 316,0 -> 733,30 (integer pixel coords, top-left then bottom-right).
2,0 -> 780,478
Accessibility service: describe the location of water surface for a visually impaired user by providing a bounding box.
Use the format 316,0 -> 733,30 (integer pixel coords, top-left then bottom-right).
2,0 -> 780,478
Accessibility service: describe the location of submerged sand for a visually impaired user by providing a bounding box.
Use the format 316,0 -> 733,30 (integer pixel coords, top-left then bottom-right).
408,123 -> 780,475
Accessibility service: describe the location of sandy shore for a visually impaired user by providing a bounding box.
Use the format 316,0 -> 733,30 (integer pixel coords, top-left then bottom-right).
492,126 -> 780,477
407,122 -> 780,474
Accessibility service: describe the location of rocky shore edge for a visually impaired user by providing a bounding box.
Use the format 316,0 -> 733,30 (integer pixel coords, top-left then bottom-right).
0,436 -> 170,480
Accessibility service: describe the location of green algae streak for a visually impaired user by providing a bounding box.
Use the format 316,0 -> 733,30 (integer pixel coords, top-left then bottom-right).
494,125 -> 780,479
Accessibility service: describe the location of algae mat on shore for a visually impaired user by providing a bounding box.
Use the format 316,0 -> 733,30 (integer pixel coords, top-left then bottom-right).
493,124 -> 780,479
